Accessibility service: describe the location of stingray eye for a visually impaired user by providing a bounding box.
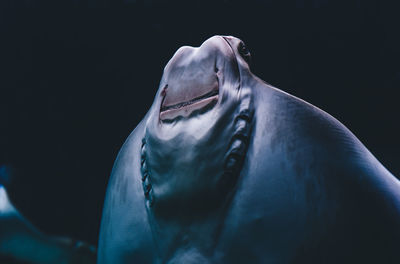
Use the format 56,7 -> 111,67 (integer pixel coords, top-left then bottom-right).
238,42 -> 251,64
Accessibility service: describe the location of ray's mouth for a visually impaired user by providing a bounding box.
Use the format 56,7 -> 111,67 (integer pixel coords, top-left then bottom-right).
159,86 -> 219,121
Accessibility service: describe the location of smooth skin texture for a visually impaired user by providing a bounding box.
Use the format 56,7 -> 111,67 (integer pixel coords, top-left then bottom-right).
98,36 -> 400,264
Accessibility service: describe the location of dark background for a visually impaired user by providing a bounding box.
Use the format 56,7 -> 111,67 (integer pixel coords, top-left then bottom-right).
0,0 -> 399,246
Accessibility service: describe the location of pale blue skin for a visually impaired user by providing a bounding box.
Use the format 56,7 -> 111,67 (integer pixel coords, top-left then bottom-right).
0,185 -> 96,264
98,36 -> 400,263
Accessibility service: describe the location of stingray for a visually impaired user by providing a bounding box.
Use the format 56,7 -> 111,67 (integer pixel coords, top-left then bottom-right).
0,183 -> 96,264
98,36 -> 400,264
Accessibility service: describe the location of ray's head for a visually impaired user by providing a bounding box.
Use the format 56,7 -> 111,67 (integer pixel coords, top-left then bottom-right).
154,36 -> 252,124
142,36 -> 254,212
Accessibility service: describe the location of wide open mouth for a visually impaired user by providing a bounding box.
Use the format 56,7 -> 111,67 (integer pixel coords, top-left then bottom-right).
160,85 -> 219,121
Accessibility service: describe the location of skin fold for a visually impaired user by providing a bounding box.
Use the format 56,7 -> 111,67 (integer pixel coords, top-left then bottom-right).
98,36 -> 400,264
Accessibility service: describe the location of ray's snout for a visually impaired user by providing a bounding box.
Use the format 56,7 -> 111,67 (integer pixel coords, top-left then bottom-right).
159,36 -> 233,122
